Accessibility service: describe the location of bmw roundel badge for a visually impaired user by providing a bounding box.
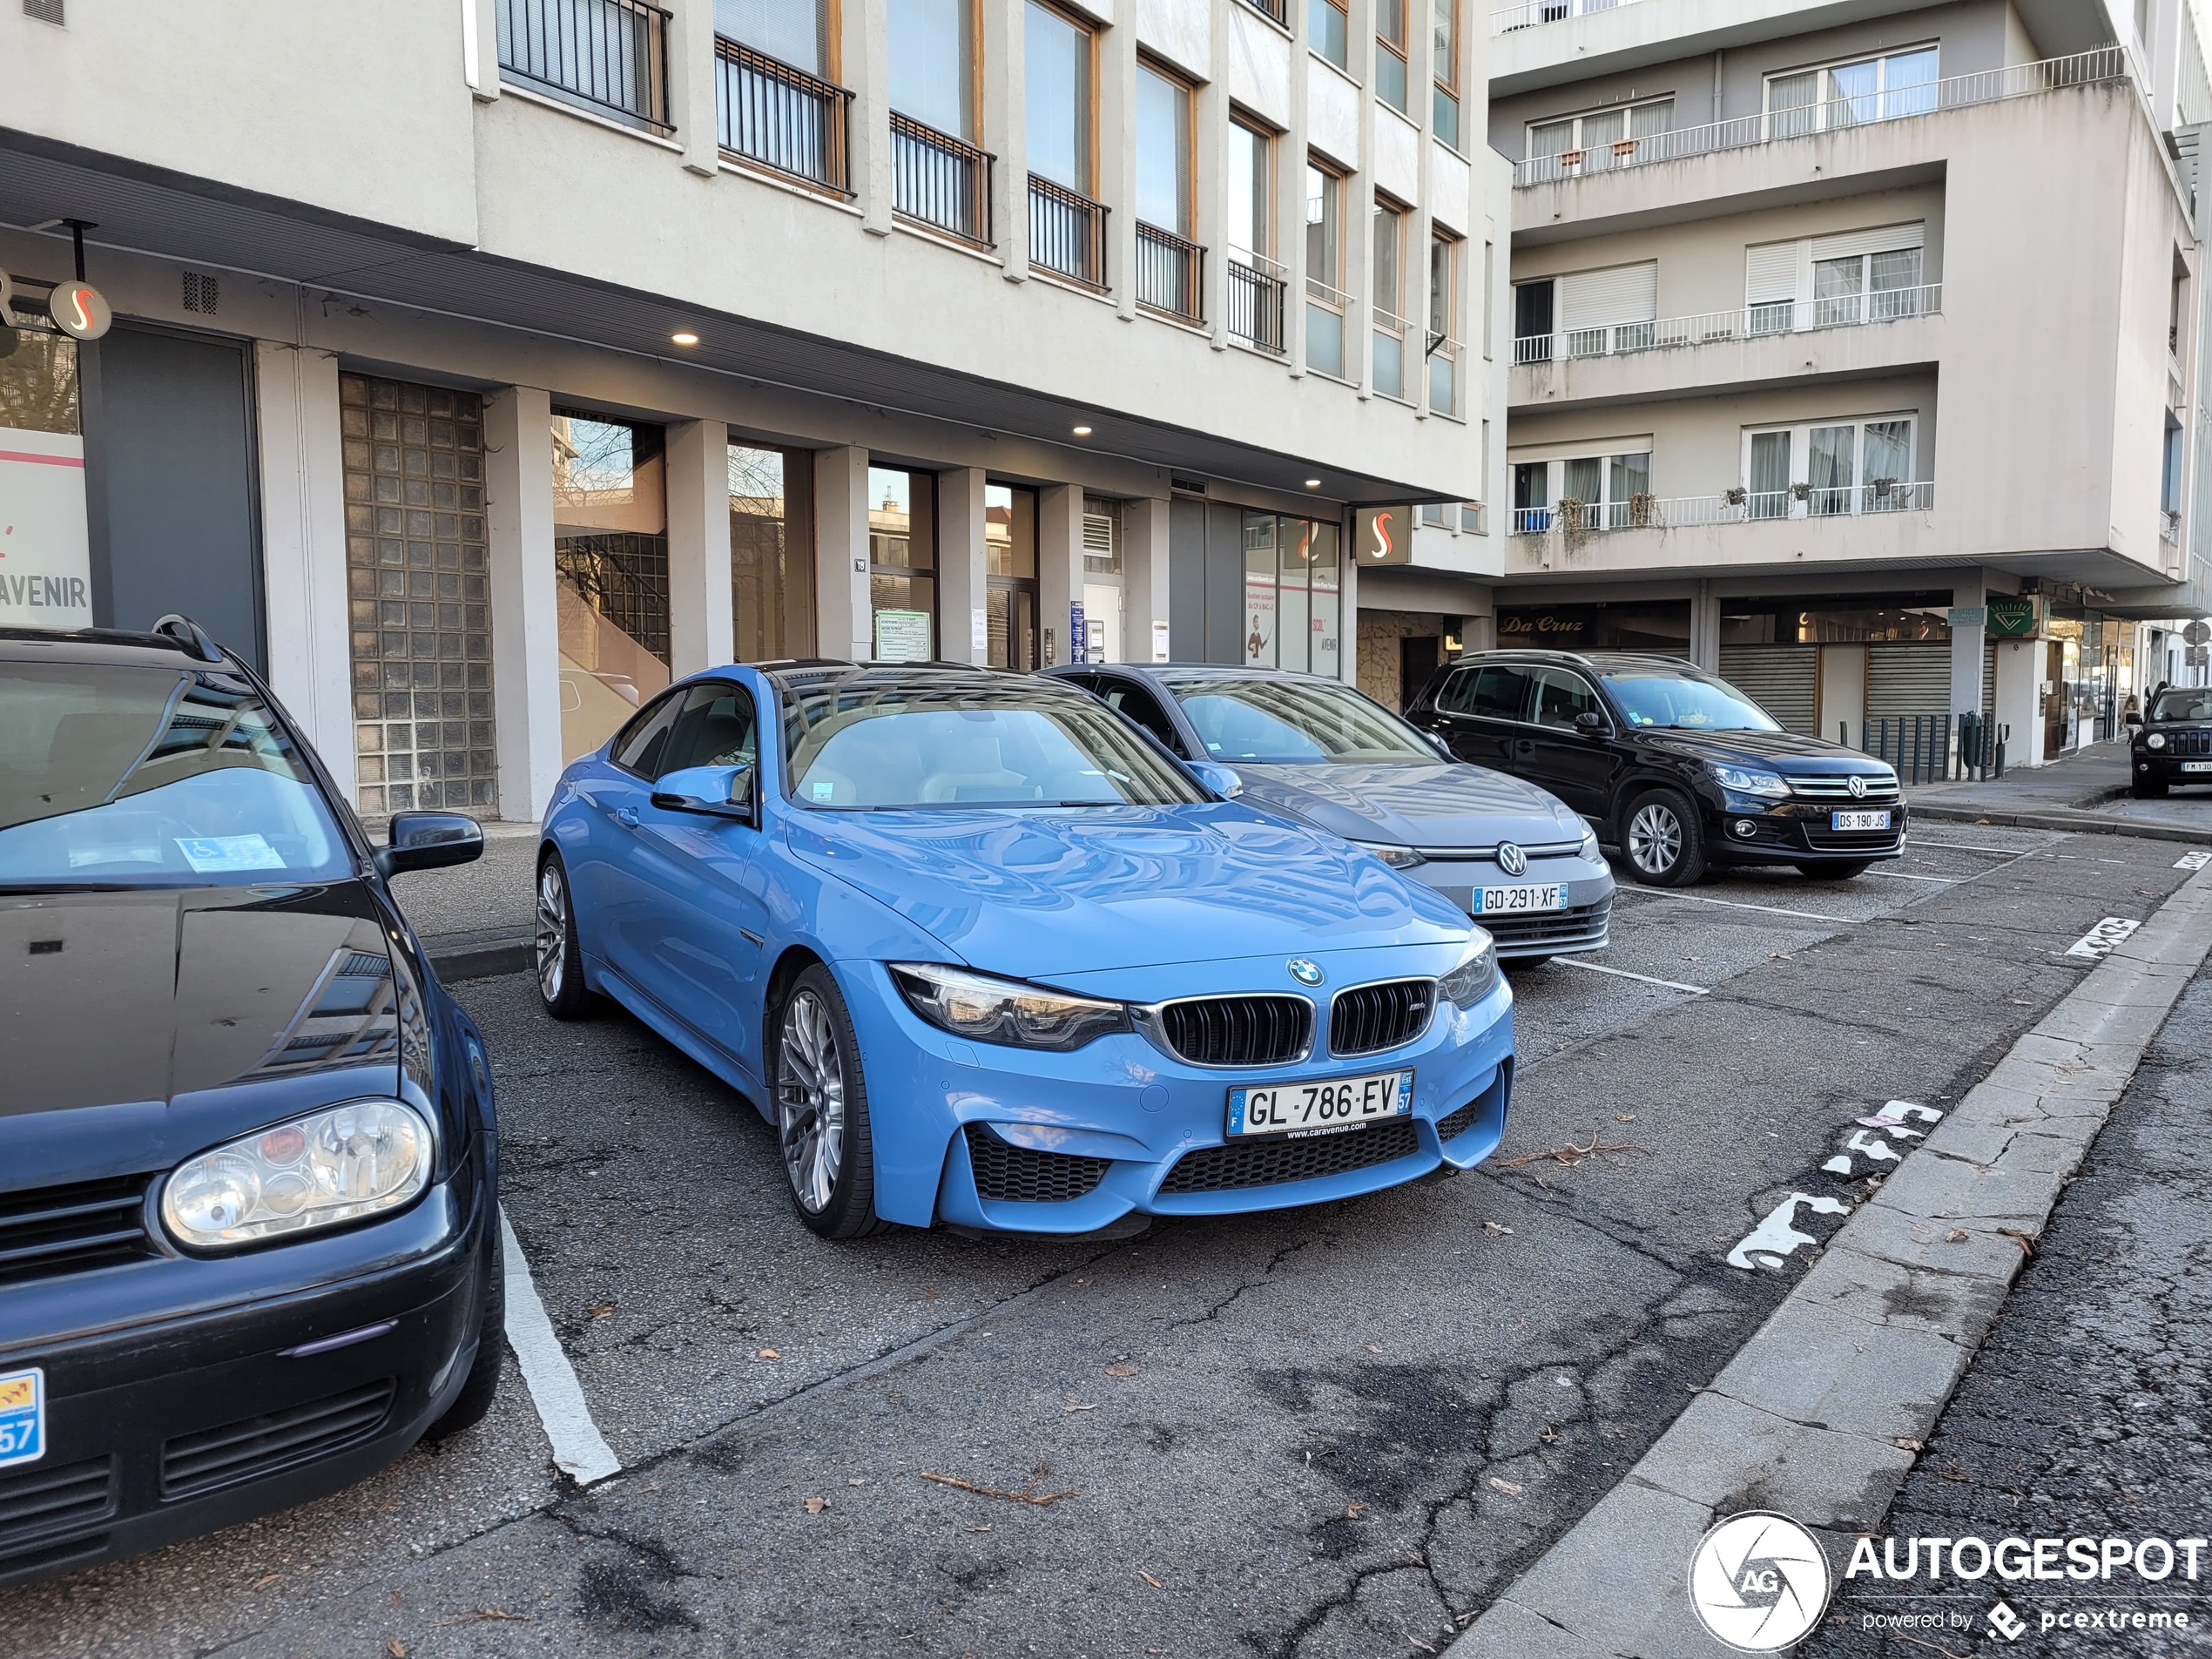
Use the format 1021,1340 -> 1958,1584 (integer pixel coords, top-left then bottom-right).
1496,841 -> 1528,877
1287,958 -> 1325,988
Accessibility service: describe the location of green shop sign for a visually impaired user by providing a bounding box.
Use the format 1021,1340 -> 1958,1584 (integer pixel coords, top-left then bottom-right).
1985,597 -> 2039,637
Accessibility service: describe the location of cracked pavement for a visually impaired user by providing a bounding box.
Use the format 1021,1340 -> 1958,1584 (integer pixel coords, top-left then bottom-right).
3,826 -> 2199,1659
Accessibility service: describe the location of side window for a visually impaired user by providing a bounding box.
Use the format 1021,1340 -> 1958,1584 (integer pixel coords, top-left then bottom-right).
661,682 -> 759,777
1469,664 -> 1535,722
1101,679 -> 1188,757
1528,668 -> 1601,731
611,691 -> 686,778
1432,667 -> 1478,714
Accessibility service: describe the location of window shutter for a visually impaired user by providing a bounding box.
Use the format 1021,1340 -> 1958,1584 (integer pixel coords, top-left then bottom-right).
1865,643 -> 1952,719
1745,241 -> 1797,306
1810,221 -> 1925,263
1561,260 -> 1657,330
1717,645 -> 1818,735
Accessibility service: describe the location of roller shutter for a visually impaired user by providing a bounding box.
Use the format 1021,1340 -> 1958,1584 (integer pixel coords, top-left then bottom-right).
1865,643 -> 1952,718
1809,220 -> 1925,263
1561,261 -> 1658,330
1744,240 -> 1797,307
1719,644 -> 1818,734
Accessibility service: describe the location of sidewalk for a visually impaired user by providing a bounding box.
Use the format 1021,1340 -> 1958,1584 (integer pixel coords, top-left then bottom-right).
383,819 -> 539,981
1905,738 -> 2212,842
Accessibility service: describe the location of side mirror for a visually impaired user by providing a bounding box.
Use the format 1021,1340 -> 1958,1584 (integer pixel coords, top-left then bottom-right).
1423,731 -> 1456,761
1575,710 -> 1610,736
375,811 -> 483,878
651,764 -> 757,824
1189,761 -> 1244,799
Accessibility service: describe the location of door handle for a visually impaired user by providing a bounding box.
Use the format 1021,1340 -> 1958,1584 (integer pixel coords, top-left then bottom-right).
615,806 -> 640,829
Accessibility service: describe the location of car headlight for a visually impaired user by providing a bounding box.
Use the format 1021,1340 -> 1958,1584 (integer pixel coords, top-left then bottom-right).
1577,824 -> 1601,860
890,962 -> 1130,1051
2148,732 -> 2167,750
161,1100 -> 433,1251
1438,934 -> 1500,1009
1710,763 -> 1791,799
1352,841 -> 1427,870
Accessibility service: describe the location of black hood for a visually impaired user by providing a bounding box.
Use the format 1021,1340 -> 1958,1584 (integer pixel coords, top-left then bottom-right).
1639,727 -> 1894,775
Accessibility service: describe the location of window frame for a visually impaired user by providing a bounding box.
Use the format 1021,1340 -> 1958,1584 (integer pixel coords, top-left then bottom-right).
1375,0 -> 1409,113
1526,97 -> 1675,165
1023,0 -> 1097,196
1309,0 -> 1350,71
1505,447 -> 1653,531
1135,57 -> 1197,239
1737,413 -> 1921,518
1761,43 -> 1940,135
711,0 -> 838,81
1227,113 -> 1276,264
1431,0 -> 1462,149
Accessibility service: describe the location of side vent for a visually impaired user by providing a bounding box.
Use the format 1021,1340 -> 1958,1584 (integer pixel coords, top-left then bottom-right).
22,0 -> 64,24
181,271 -> 219,315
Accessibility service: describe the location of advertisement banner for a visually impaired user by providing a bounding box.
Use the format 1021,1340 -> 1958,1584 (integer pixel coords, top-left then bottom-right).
0,425 -> 93,628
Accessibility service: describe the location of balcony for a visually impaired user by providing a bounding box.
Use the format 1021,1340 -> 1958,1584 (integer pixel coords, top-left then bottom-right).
1514,285 -> 1942,366
1511,482 -> 1934,536
1513,47 -> 2125,186
716,38 -> 851,193
1136,223 -> 1205,323
1228,253 -> 1290,356
497,0 -> 671,132
1028,176 -> 1109,289
892,112 -> 994,246
1491,0 -> 1641,33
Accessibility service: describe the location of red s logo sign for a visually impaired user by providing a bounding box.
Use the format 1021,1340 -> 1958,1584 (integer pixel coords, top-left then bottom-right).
1370,511 -> 1394,559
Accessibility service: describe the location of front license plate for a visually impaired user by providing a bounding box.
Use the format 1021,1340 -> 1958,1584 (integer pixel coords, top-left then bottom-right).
2182,761 -> 2212,773
1831,810 -> 1892,831
1478,883 -> 1565,915
1227,1069 -> 1414,1139
0,1368 -> 44,1470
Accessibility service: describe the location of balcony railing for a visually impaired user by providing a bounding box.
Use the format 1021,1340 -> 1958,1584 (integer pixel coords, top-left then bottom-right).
1513,283 -> 1943,364
892,112 -> 994,246
1239,0 -> 1290,23
1509,482 -> 1934,535
1137,222 -> 1205,322
497,0 -> 671,132
1228,253 -> 1289,355
1028,175 -> 1109,287
1514,46 -> 2126,185
716,38 -> 851,192
1492,0 -> 1642,33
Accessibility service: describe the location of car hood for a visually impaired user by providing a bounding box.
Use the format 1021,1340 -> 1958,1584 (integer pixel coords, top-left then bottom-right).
1637,727 -> 1893,773
1,880 -> 403,1123
786,802 -> 1471,978
1231,760 -> 1583,847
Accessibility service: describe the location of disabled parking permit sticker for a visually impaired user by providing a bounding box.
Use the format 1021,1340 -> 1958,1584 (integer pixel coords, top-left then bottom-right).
0,1368 -> 44,1469
173,834 -> 286,873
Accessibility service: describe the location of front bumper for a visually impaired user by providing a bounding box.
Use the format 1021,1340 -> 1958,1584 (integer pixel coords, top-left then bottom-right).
2132,747 -> 2212,784
833,950 -> 1515,1234
1703,793 -> 1910,865
1406,853 -> 1614,959
0,1175 -> 492,1588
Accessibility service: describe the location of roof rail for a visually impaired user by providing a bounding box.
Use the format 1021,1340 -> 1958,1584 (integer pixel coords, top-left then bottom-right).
152,614 -> 225,663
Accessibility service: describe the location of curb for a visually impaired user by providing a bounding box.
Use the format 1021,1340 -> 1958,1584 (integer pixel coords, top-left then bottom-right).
424,927 -> 535,983
1910,802 -> 2212,844
1447,863 -> 2212,1659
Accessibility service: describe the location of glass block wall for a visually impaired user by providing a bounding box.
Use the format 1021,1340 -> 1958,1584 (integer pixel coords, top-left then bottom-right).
341,374 -> 497,818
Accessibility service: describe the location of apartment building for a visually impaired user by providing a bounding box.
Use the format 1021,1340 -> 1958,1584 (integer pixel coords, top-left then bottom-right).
1487,0 -> 2212,764
0,0 -> 1506,821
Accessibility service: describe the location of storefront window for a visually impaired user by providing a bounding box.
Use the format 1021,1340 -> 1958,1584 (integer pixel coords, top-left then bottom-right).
1240,512 -> 1344,677
985,482 -> 1039,669
869,466 -> 936,661
554,410 -> 670,764
0,310 -> 93,629
729,443 -> 817,664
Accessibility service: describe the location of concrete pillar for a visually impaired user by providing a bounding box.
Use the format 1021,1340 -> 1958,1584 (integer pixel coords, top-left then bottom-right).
1123,496 -> 1172,664
1993,637 -> 2042,767
939,468 -> 990,664
813,445 -> 873,659
464,0 -> 500,99
1949,576 -> 1986,722
1039,484 -> 1085,668
986,0 -> 1027,280
253,341 -> 355,801
1687,580 -> 1721,671
483,386 -> 563,824
664,418 -> 732,676
851,0 -> 892,236
669,0 -> 722,178
1103,15 -> 1137,320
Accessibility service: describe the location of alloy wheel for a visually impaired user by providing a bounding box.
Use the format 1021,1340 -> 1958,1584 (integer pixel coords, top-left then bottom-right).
778,989 -> 847,1214
535,862 -> 569,1005
1627,801 -> 1683,877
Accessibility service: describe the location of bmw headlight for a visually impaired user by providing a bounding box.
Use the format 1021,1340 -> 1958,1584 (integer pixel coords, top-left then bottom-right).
161,1101 -> 433,1251
1709,762 -> 1791,799
1438,934 -> 1500,1009
891,963 -> 1130,1051
1352,841 -> 1427,870
2148,732 -> 2167,750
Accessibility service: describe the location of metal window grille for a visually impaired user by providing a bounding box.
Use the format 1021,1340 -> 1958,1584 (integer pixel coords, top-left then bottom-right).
1136,222 -> 1205,322
1028,175 -> 1109,287
716,37 -> 851,192
891,112 -> 994,246
496,0 -> 672,132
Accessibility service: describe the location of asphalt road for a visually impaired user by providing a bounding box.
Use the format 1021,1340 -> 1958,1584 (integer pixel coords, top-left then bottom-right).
4,827 -> 2199,1659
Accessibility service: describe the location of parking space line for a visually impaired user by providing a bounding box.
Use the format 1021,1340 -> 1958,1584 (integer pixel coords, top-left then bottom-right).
1553,958 -> 1710,995
500,1208 -> 622,1487
1912,839 -> 2031,855
1613,889 -> 1846,923
1867,869 -> 1955,882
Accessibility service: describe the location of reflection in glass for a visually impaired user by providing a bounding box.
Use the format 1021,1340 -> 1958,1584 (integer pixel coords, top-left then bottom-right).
887,0 -> 973,136
1025,1 -> 1090,191
729,444 -> 818,663
554,411 -> 671,763
1243,512 -> 1278,668
869,467 -> 936,660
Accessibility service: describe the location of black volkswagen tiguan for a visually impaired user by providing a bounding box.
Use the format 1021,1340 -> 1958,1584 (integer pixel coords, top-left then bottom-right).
0,620 -> 501,1585
1408,650 -> 1906,886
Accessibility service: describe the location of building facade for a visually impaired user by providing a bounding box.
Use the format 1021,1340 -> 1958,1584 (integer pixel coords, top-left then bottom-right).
1488,0 -> 2212,764
0,0 -> 1507,820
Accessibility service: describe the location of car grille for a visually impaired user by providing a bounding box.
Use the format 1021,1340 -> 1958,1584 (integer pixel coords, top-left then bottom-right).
160,1379 -> 395,1500
1153,996 -> 1312,1068
963,1124 -> 1109,1204
1481,898 -> 1612,954
2157,729 -> 2212,756
1433,1102 -> 1481,1143
0,1455 -> 115,1568
1158,1118 -> 1420,1194
1786,772 -> 1901,802
1329,980 -> 1434,1058
0,1176 -> 156,1285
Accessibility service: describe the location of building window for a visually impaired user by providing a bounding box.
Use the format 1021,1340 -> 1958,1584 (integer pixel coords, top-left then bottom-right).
1241,513 -> 1343,674
1507,449 -> 1651,532
0,304 -> 91,631
1433,0 -> 1461,148
1136,63 -> 1203,319
1025,1 -> 1092,192
1742,415 -> 1920,518
1227,118 -> 1289,354
1766,45 -> 1939,136
1310,0 -> 1348,71
1305,159 -> 1347,376
868,466 -> 936,660
1372,199 -> 1407,396
1376,0 -> 1408,113
986,483 -> 1040,669
1428,232 -> 1460,415
713,0 -> 826,77
729,443 -> 817,664
1527,98 -> 1673,176
887,0 -> 975,138
555,410 -> 671,765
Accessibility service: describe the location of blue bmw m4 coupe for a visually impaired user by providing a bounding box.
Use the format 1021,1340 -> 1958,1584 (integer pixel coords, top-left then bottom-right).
536,664 -> 1514,1238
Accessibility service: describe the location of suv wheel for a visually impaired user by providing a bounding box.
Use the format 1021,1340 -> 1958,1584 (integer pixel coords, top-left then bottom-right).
1622,789 -> 1707,887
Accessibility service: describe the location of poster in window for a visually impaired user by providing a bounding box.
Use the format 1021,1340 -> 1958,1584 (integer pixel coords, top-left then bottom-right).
874,609 -> 933,662
0,427 -> 93,628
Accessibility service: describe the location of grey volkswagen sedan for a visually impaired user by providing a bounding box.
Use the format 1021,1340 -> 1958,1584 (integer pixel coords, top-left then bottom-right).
1049,664 -> 1613,964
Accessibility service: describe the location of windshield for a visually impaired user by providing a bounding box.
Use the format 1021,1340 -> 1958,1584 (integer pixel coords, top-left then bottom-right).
2149,687 -> 2212,722
0,663 -> 353,887
782,679 -> 1205,808
1598,666 -> 1782,732
1166,677 -> 1437,764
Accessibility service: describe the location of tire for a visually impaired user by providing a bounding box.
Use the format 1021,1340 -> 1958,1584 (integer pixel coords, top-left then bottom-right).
535,852 -> 597,1020
774,964 -> 891,1240
2134,777 -> 2169,799
1796,860 -> 1873,882
1621,789 -> 1707,887
423,1221 -> 503,1441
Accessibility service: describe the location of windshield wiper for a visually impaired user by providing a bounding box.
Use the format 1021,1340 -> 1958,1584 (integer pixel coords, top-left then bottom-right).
0,881 -> 142,894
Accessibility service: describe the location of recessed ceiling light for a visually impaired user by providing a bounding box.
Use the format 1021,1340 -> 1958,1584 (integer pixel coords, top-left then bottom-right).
671,331 -> 699,346
1072,425 -> 1093,436
1305,478 -> 1322,488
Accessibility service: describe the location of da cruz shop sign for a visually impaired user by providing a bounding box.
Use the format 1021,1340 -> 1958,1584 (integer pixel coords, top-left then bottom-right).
0,273 -> 98,629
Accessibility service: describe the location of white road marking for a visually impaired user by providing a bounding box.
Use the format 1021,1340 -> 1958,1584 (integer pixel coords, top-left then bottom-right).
1553,958 -> 1710,995
1866,869 -> 1955,882
1727,1193 -> 1851,1271
2176,849 -> 2212,870
2066,917 -> 2142,961
501,1208 -> 622,1487
1912,840 -> 2031,855
1615,889 -> 1846,923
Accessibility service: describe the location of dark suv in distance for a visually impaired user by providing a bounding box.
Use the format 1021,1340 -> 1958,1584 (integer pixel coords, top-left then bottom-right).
2129,684 -> 2212,797
1407,650 -> 1907,886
